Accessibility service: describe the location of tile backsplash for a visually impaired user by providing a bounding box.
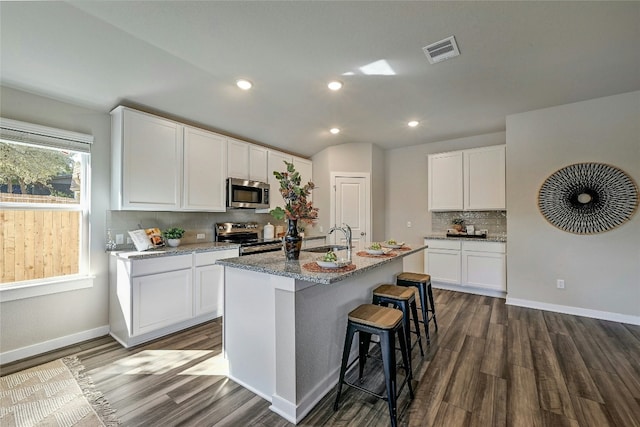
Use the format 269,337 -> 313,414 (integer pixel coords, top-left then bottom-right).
106,210 -> 285,250
431,211 -> 506,236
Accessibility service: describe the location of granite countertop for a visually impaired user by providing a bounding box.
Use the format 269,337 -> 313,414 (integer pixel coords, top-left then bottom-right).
217,243 -> 427,285
112,242 -> 240,260
425,234 -> 507,242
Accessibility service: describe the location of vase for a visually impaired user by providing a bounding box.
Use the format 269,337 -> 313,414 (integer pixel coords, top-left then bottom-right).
167,238 -> 181,247
284,219 -> 302,260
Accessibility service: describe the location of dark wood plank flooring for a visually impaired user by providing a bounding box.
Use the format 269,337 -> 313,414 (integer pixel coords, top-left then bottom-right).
2,289 -> 640,426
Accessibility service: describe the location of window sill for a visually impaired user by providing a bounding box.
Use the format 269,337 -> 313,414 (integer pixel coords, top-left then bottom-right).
0,275 -> 95,302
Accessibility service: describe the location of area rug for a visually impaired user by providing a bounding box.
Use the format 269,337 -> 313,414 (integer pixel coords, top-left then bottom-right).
0,356 -> 119,427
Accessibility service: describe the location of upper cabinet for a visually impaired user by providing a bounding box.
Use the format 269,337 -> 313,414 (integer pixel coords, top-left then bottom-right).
111,107 -> 226,212
227,138 -> 249,180
428,145 -> 506,211
226,139 -> 269,182
112,106 -> 311,212
111,107 -> 182,211
293,156 -> 313,201
182,126 -> 227,211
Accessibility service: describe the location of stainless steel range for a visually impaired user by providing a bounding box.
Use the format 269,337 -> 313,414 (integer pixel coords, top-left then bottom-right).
215,222 -> 283,255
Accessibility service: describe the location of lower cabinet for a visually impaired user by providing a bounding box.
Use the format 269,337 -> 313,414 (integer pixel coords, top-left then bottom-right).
425,239 -> 506,296
110,248 -> 238,347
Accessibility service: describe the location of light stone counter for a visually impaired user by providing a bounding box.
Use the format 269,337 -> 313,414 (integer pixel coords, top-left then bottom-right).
111,242 -> 240,260
425,234 -> 507,242
217,243 -> 426,285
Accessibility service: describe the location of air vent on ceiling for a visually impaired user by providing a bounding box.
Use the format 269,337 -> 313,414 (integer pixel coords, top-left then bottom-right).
422,35 -> 460,64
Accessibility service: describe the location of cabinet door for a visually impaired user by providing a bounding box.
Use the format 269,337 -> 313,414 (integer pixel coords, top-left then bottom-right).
267,150 -> 293,209
132,268 -> 193,335
249,145 -> 269,182
183,126 -> 227,211
228,138 -> 249,179
425,249 -> 461,284
194,264 -> 224,317
121,108 -> 182,210
428,151 -> 463,211
464,145 -> 506,210
293,157 -> 313,200
462,251 -> 506,291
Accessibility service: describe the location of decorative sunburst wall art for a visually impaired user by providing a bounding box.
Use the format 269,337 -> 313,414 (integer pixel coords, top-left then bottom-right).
538,163 -> 638,234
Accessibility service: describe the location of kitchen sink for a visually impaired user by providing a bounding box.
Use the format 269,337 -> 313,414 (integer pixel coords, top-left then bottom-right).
302,245 -> 349,253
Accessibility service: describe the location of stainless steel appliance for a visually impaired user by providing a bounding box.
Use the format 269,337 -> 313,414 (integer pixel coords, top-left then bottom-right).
226,178 -> 270,209
215,222 -> 283,255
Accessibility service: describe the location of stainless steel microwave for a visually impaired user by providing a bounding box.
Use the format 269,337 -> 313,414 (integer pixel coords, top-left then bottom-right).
226,178 -> 270,209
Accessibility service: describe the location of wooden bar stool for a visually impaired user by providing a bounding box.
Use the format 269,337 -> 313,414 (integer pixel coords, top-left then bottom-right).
372,284 -> 424,358
334,304 -> 414,427
396,272 -> 438,344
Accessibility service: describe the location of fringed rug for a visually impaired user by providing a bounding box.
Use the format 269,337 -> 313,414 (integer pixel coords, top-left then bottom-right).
0,356 -> 119,427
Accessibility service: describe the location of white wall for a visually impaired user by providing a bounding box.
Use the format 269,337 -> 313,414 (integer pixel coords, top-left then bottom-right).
506,91 -> 640,321
0,86 -> 111,358
385,132 -> 506,272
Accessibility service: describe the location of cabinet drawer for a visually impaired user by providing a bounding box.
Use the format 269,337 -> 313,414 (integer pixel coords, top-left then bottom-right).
195,248 -> 239,266
131,254 -> 192,277
462,241 -> 505,253
425,239 -> 461,250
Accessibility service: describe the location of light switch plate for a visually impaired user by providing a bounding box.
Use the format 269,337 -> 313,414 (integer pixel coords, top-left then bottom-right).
196,233 -> 205,239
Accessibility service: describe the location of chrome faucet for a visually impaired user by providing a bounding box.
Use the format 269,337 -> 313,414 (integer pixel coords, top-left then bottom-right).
329,223 -> 352,260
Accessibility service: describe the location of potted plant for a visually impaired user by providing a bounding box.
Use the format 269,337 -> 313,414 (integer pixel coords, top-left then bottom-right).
162,227 -> 185,247
270,161 -> 319,260
451,218 -> 465,233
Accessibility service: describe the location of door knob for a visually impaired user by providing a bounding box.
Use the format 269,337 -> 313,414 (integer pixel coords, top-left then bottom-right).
360,232 -> 366,236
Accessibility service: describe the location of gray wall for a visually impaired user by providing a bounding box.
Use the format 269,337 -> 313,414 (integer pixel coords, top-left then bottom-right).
506,91 -> 640,319
311,142 -> 385,240
385,132 -> 506,272
0,86 -> 111,355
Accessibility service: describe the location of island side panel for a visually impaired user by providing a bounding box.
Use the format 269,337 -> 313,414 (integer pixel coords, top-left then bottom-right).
276,258 -> 406,423
224,267 -> 279,401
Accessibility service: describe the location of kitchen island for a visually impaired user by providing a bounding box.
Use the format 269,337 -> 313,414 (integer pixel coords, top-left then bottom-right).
217,243 -> 427,424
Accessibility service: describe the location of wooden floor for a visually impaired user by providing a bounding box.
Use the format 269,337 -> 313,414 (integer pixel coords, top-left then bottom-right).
2,289 -> 640,426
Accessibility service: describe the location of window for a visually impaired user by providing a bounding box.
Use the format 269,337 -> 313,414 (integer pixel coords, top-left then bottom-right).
0,118 -> 93,296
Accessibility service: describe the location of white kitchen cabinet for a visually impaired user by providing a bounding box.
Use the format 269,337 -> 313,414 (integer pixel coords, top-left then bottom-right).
227,140 -> 269,183
425,238 -> 506,296
227,138 -> 250,179
132,267 -> 193,336
249,145 -> 269,182
267,150 -> 293,209
424,239 -> 462,284
111,106 -> 182,210
109,247 -> 239,348
194,249 -> 237,317
428,145 -> 506,211
462,241 -> 506,292
112,107 -> 227,212
464,146 -> 506,210
293,156 -> 313,201
183,126 -> 227,211
428,151 -> 463,211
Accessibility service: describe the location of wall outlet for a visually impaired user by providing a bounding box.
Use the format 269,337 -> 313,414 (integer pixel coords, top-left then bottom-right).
557,279 -> 565,289
115,234 -> 124,244
196,233 -> 205,239
407,221 -> 412,228
319,225 -> 323,233
126,237 -> 132,244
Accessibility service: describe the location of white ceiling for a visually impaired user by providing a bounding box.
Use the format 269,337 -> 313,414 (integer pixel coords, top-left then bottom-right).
1,1 -> 639,157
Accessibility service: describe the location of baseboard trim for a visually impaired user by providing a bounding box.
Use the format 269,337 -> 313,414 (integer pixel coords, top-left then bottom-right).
0,325 -> 110,364
506,297 -> 640,326
432,282 -> 506,299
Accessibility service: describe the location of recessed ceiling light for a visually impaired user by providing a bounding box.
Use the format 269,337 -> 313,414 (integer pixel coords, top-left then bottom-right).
236,79 -> 253,90
328,81 -> 343,91
408,121 -> 420,127
330,128 -> 340,134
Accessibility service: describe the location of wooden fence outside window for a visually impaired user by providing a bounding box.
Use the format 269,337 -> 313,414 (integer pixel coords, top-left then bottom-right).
1,195 -> 80,284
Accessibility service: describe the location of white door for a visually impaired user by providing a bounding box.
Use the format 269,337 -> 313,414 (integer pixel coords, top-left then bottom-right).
332,174 -> 370,246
